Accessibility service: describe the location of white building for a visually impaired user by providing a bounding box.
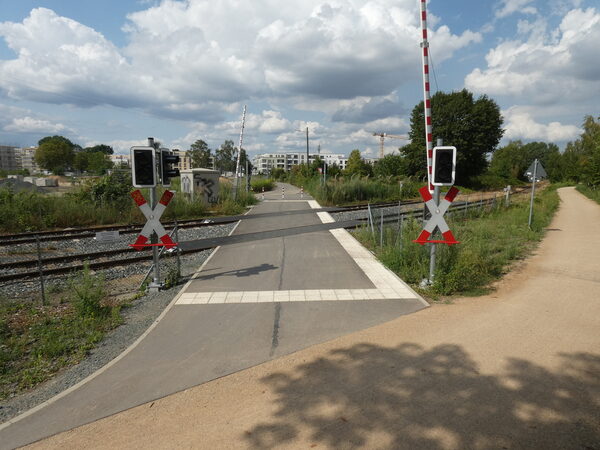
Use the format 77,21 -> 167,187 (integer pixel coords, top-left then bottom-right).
19,147 -> 40,173
252,152 -> 348,175
110,154 -> 130,168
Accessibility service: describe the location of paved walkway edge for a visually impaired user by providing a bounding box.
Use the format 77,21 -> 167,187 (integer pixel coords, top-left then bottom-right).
0,219 -> 244,432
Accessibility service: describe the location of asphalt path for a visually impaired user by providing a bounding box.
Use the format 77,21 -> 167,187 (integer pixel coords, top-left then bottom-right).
0,182 -> 426,449
26,186 -> 600,450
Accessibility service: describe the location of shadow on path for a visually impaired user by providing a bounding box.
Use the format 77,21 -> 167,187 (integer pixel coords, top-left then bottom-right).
245,343 -> 600,449
194,263 -> 278,280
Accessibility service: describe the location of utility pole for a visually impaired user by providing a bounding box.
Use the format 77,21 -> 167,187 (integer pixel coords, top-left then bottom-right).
147,137 -> 161,292
306,127 -> 309,165
234,105 -> 247,200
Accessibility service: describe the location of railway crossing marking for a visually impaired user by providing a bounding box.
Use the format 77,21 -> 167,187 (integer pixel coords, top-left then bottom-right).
414,186 -> 460,245
130,189 -> 177,250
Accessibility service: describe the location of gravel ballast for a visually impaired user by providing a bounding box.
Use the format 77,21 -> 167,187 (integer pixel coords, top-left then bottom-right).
0,223 -> 236,423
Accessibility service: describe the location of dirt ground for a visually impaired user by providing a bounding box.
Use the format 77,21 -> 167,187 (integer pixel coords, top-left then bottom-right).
28,187 -> 600,449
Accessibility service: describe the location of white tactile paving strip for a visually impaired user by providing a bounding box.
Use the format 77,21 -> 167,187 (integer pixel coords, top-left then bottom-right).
177,200 -> 425,305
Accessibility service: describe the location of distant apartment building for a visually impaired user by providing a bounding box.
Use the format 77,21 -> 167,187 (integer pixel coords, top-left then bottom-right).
110,154 -> 130,168
0,145 -> 20,171
172,150 -> 192,171
252,152 -> 348,175
19,147 -> 40,173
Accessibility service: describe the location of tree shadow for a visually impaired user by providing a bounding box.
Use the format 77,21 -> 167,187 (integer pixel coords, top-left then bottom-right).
244,343 -> 600,449
195,263 -> 277,280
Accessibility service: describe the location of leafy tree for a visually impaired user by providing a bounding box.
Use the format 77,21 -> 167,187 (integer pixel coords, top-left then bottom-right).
35,137 -> 75,175
87,152 -> 113,175
215,140 -> 236,173
38,135 -> 75,148
403,89 -> 504,185
373,153 -> 405,178
84,144 -> 113,155
560,116 -> 600,186
489,141 -> 560,182
189,139 -> 212,168
238,148 -> 253,174
345,149 -> 372,177
73,152 -> 89,172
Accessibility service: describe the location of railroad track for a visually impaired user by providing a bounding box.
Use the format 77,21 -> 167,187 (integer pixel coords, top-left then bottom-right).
0,193 -> 521,284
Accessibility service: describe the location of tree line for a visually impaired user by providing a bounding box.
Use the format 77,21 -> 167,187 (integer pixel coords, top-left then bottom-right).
35,136 -> 114,175
330,90 -> 599,190
188,139 -> 252,173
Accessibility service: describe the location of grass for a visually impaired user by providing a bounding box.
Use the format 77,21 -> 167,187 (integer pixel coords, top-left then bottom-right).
293,176 -> 422,206
0,177 -> 257,233
354,184 -> 561,297
576,184 -> 600,205
0,267 -> 123,400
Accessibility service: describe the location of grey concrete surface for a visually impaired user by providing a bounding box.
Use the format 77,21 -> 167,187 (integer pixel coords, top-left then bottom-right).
0,182 -> 425,449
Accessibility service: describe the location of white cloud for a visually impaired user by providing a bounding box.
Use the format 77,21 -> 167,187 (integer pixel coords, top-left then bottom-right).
0,2 -> 480,116
495,0 -> 538,19
503,107 -> 581,142
4,116 -> 68,133
465,8 -> 600,107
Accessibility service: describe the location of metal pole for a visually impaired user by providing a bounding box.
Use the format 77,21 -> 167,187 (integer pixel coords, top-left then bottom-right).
234,105 -> 247,200
245,159 -> 250,192
380,210 -> 384,247
528,159 -> 538,229
174,220 -> 181,278
367,203 -> 375,236
36,236 -> 46,306
306,127 -> 309,164
148,137 -> 161,292
428,138 -> 443,283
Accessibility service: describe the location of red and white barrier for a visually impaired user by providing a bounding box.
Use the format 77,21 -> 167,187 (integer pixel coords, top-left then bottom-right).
130,189 -> 176,250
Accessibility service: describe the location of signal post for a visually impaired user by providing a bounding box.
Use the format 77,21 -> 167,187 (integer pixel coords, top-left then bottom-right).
130,138 -> 180,291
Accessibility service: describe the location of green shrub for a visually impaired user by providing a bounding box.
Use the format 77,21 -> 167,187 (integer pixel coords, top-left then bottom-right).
355,185 -> 561,296
70,264 -> 110,318
251,178 -> 275,192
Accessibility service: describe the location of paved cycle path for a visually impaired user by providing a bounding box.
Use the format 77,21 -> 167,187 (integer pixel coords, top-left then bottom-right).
28,187 -> 600,449
0,182 -> 426,449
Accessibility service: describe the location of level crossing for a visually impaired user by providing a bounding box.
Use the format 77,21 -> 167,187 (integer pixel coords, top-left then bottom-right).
0,182 -> 426,449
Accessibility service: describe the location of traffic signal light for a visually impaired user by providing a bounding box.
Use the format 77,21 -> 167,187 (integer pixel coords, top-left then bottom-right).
161,149 -> 180,186
432,146 -> 456,186
130,146 -> 156,187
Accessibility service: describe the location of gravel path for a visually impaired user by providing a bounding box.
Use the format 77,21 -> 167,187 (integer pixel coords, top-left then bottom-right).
0,223 -> 236,423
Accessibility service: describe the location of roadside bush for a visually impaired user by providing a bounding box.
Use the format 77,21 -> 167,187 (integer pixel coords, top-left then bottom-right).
251,178 -> 275,192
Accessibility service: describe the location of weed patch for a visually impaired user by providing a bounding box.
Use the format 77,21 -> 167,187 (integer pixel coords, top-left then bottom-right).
0,269 -> 122,400
354,186 -> 561,297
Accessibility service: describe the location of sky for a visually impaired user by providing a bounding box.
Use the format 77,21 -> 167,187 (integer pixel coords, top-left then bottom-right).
0,0 -> 598,158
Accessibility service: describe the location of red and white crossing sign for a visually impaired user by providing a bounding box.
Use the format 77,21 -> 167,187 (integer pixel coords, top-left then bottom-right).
414,186 -> 460,245
130,189 -> 177,250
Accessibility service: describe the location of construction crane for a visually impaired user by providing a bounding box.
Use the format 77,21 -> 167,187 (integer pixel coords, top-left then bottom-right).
372,132 -> 409,158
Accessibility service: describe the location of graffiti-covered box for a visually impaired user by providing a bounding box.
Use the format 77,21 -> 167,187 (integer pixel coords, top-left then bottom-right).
180,168 -> 220,203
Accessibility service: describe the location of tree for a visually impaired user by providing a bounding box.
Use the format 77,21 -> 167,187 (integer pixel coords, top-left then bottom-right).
373,153 -> 405,178
403,89 -> 504,186
189,139 -> 212,168
87,152 -> 113,175
563,116 -> 600,186
215,140 -> 236,172
73,152 -> 90,173
345,149 -> 372,177
84,144 -> 113,155
35,137 -> 75,175
489,141 -> 561,182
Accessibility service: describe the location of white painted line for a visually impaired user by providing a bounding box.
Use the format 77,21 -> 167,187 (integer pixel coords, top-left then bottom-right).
174,198 -> 428,307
